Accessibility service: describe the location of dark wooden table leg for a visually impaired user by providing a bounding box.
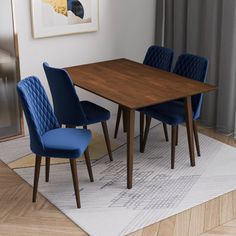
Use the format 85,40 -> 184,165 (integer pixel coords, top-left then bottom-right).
139,112 -> 144,152
123,107 -> 128,133
184,96 -> 195,167
126,108 -> 135,189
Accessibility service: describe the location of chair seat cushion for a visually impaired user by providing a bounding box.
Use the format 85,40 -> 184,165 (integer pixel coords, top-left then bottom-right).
142,101 -> 196,125
81,101 -> 110,125
41,128 -> 92,158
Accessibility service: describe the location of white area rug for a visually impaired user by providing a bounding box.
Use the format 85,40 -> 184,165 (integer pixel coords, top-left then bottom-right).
6,125 -> 236,236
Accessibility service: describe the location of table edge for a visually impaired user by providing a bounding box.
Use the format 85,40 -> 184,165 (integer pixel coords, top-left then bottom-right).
73,83 -> 217,110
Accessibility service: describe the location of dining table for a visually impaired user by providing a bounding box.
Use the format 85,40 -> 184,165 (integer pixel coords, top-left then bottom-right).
65,58 -> 217,189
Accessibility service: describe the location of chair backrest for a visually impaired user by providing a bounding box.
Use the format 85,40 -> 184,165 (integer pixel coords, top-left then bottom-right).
143,45 -> 174,72
173,53 -> 208,118
43,63 -> 87,126
17,76 -> 59,154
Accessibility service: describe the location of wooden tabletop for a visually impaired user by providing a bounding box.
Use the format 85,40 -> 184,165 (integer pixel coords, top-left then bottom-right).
65,59 -> 216,109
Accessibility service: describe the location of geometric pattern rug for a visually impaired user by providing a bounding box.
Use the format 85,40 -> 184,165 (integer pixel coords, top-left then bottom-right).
1,125 -> 236,236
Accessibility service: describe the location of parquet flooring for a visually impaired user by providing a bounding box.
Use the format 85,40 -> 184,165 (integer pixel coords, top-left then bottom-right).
130,191 -> 236,236
0,161 -> 87,236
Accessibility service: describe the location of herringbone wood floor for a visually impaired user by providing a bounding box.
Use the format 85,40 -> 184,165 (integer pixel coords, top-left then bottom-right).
0,161 -> 86,235
1,125 -> 236,236
130,190 -> 236,236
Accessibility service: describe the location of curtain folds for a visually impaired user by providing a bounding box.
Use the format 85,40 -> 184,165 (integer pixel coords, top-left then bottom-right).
156,0 -> 236,135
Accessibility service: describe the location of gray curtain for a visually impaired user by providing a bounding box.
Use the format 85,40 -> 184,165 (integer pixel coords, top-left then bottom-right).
156,0 -> 236,135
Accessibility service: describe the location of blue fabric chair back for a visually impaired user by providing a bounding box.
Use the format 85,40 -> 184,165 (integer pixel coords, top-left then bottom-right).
17,76 -> 59,154
143,45 -> 174,71
43,63 -> 87,126
173,54 -> 208,118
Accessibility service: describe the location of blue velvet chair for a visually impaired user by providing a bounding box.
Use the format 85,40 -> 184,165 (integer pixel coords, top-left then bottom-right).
17,76 -> 94,208
114,45 -> 174,142
141,54 -> 208,169
43,62 -> 113,163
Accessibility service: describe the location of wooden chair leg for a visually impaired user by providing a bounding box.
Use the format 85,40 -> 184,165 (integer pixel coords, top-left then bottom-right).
45,157 -> 50,182
141,116 -> 152,153
102,121 -> 113,161
171,126 -> 177,169
66,125 -> 75,128
140,112 -> 145,152
193,120 -> 201,156
114,105 -> 122,138
163,123 -> 169,142
84,148 -> 94,182
69,159 -> 81,208
176,125 -> 179,146
123,107 -> 127,133
32,155 -> 42,203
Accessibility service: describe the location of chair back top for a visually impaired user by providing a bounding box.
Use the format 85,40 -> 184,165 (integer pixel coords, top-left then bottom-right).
143,45 -> 174,72
17,76 -> 59,153
173,53 -> 208,117
43,63 -> 87,126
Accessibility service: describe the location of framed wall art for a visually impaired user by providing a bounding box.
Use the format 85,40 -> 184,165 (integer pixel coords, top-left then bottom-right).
31,0 -> 99,38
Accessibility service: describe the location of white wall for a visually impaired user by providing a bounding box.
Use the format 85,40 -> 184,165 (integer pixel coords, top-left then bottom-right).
14,0 -> 156,125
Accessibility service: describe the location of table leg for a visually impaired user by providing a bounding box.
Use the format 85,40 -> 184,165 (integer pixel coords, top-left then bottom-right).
184,96 -> 195,167
126,108 -> 135,189
123,106 -> 128,133
139,112 -> 145,152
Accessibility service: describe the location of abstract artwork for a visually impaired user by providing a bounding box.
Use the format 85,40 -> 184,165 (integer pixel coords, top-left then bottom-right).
31,0 -> 98,38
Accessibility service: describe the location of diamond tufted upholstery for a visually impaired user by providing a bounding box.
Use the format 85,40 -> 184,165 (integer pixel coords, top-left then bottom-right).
173,54 -> 208,117
173,54 -> 207,82
17,76 -> 59,153
143,45 -> 174,71
17,76 -> 92,158
18,76 -> 59,136
142,53 -> 208,125
43,63 -> 111,126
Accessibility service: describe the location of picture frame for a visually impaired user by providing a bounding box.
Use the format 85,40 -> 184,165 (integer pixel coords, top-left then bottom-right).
31,0 -> 99,38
